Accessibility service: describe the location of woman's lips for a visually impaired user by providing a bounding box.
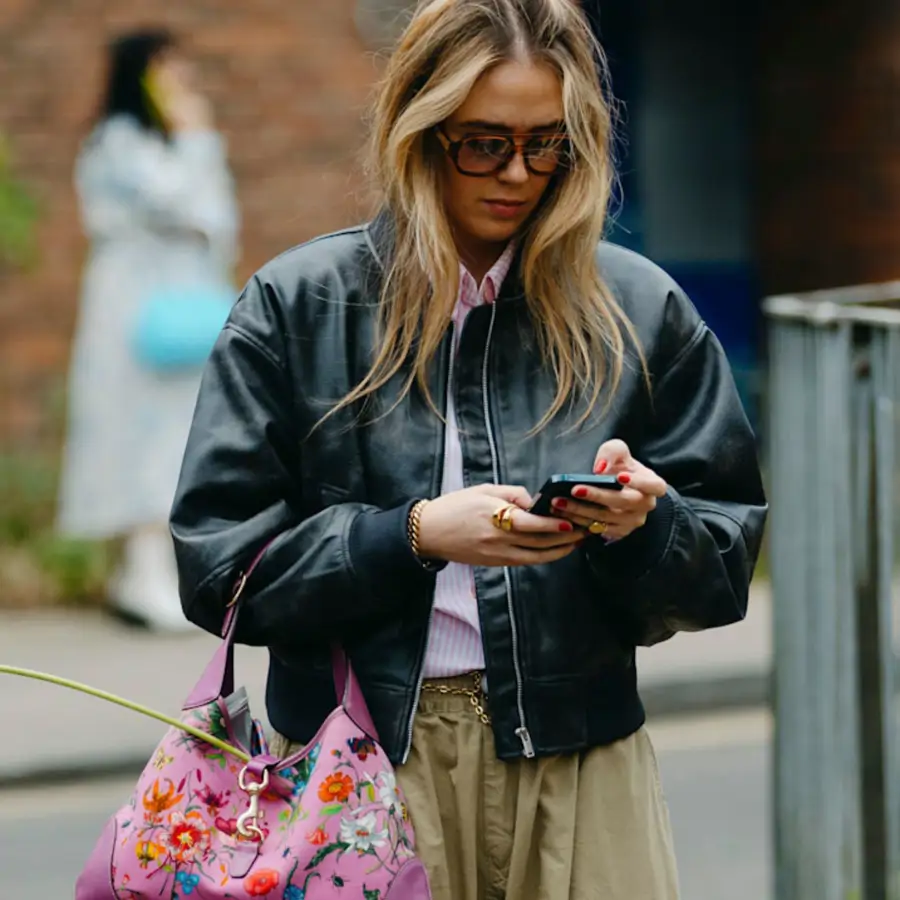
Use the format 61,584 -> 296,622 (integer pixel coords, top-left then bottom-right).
483,200 -> 526,219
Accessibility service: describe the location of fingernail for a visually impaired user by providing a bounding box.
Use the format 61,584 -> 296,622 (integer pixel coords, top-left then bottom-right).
595,460 -> 608,474
572,487 -> 588,498
553,498 -> 568,509
558,521 -> 573,532
617,473 -> 631,485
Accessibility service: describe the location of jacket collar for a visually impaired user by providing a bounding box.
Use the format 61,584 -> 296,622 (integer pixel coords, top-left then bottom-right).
364,208 -> 393,271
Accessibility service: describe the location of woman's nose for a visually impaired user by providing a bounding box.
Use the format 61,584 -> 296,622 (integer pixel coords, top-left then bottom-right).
498,149 -> 530,184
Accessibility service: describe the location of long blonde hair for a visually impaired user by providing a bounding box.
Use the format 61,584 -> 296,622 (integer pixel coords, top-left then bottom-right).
335,0 -> 644,432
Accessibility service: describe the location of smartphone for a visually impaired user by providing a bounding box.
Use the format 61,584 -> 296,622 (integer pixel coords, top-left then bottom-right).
140,71 -> 168,128
528,474 -> 623,517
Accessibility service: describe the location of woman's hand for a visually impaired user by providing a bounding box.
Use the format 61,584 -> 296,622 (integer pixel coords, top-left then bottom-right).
417,484 -> 584,567
166,89 -> 213,132
551,439 -> 668,541
152,57 -> 213,132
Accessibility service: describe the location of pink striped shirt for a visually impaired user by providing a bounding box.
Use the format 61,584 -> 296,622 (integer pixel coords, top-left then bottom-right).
422,242 -> 517,679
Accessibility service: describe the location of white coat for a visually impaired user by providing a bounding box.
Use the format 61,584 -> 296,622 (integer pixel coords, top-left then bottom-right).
57,114 -> 239,538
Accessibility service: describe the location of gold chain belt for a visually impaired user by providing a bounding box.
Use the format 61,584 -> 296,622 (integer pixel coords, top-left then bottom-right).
421,671 -> 491,726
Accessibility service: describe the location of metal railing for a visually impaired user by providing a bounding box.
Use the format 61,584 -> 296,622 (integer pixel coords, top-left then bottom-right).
765,285 -> 900,900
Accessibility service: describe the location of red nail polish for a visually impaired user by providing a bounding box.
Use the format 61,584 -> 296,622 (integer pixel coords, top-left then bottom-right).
559,521 -> 573,532
573,487 -> 588,498
553,498 -> 568,509
617,473 -> 631,485
595,460 -> 608,474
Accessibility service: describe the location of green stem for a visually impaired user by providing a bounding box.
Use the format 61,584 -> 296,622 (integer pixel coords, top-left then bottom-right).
0,665 -> 249,763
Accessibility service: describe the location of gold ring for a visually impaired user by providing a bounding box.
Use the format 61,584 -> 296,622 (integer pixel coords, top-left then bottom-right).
588,520 -> 609,535
491,503 -> 517,532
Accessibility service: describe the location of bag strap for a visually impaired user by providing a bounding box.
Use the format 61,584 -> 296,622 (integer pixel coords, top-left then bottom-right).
331,644 -> 379,742
182,539 -> 380,745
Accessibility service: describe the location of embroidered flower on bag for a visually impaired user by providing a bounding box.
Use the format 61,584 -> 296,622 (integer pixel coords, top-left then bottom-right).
165,811 -> 211,864
318,772 -> 354,804
376,771 -> 401,812
243,868 -> 280,896
142,778 -> 184,818
339,810 -> 389,855
134,840 -> 162,869
196,784 -> 229,815
175,871 -> 201,895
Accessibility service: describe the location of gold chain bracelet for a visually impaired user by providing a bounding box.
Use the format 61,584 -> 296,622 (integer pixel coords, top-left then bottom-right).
407,499 -> 445,573
407,499 -> 428,558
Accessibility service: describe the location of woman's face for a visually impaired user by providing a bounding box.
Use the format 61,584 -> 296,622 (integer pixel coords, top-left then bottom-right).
439,58 -> 565,258
147,48 -> 195,95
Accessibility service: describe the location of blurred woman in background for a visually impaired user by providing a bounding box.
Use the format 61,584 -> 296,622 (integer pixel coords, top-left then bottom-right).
57,28 -> 239,631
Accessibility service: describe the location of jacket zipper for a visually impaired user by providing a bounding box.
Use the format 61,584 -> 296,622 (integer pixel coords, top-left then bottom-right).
482,303 -> 535,758
401,326 -> 454,765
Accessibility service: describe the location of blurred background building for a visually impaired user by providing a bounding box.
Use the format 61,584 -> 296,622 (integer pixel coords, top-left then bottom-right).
589,0 -> 900,428
5,0 -> 897,450
1,0 -> 378,450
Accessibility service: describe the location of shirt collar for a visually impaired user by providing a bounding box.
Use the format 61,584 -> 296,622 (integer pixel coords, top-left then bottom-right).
459,240 -> 518,308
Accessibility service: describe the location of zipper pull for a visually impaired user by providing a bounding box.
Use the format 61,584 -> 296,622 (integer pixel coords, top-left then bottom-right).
515,726 -> 535,759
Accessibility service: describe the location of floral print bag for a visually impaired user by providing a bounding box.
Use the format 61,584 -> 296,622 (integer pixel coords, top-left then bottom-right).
73,555 -> 432,900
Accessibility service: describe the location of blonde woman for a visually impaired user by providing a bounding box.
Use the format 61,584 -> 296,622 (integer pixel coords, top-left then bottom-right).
171,0 -> 767,896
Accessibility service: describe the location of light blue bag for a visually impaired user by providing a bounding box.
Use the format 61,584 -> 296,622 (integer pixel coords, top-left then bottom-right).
132,283 -> 235,371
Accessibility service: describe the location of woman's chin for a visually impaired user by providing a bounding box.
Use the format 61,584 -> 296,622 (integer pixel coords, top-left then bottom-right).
469,217 -> 523,247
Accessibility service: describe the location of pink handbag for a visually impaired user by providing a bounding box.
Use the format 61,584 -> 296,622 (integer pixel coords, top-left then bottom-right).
74,554 -> 432,900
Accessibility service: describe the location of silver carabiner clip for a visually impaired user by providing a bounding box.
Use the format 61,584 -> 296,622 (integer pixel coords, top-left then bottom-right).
236,766 -> 270,841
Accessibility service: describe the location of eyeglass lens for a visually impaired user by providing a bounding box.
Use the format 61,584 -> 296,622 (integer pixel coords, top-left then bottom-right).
456,135 -> 568,175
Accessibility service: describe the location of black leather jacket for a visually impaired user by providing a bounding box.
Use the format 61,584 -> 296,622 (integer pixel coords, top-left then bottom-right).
170,213 -> 768,765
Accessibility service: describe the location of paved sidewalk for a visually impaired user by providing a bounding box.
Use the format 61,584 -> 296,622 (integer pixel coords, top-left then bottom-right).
0,582 -> 772,786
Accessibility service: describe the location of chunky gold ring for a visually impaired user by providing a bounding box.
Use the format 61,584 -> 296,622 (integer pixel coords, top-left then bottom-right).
491,503 -> 517,532
491,504 -> 508,529
588,520 -> 609,535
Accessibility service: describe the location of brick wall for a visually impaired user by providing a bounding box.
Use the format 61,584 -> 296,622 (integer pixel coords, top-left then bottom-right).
0,0 -> 381,445
756,0 -> 900,294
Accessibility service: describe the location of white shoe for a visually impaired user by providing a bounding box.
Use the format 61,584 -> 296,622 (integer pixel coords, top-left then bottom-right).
108,527 -> 196,633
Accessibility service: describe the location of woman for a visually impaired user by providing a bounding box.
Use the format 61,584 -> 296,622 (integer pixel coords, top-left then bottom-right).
171,0 -> 767,896
58,28 -> 239,631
